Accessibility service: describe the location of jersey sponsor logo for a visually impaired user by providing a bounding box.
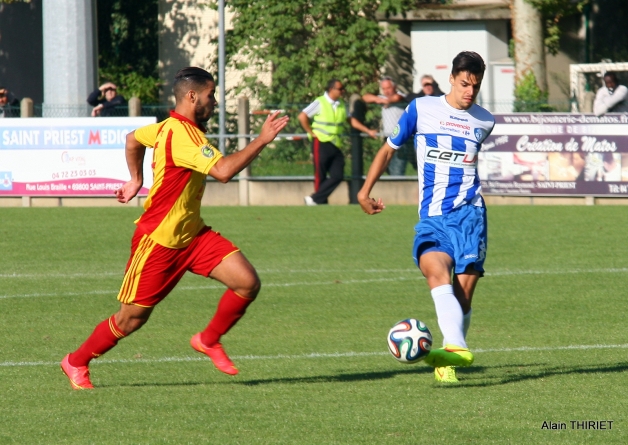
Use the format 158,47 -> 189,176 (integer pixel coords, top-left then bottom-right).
440,121 -> 471,130
425,147 -> 478,168
474,128 -> 487,142
200,144 -> 217,158
391,124 -> 400,137
439,121 -> 471,136
449,115 -> 468,122
439,126 -> 470,136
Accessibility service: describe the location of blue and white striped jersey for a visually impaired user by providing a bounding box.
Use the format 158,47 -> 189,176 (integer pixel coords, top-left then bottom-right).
388,95 -> 495,219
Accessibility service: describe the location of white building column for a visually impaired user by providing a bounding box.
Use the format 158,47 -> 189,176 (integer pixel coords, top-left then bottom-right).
42,0 -> 97,117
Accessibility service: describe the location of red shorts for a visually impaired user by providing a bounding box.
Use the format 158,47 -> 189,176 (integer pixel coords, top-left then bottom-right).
116,226 -> 239,307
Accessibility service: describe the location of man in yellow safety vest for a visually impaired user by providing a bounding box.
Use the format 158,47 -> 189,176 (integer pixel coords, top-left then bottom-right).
298,79 -> 377,205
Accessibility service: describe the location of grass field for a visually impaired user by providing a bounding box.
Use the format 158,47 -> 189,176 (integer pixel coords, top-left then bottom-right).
1,205 -> 627,444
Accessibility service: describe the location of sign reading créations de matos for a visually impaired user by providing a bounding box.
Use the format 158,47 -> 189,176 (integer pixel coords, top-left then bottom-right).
479,113 -> 628,196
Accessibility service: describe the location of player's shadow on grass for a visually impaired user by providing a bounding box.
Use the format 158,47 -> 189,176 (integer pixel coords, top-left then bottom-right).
236,366 -> 434,386
100,367 -> 434,389
102,362 -> 628,389
439,362 -> 628,388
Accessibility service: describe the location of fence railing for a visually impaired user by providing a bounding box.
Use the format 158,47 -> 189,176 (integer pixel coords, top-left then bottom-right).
1,96 -> 574,185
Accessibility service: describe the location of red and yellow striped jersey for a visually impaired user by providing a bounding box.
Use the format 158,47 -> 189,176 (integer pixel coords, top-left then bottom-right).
133,111 -> 223,248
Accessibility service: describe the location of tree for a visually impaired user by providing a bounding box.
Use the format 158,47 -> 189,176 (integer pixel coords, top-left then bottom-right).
221,0 -> 411,106
512,0 -> 548,109
210,0 -> 414,166
512,0 -> 590,111
525,0 -> 589,57
96,0 -> 161,103
591,0 -> 628,62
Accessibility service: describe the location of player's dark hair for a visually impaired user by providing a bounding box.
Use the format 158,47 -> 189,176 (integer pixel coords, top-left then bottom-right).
173,67 -> 214,101
326,78 -> 341,93
451,51 -> 486,77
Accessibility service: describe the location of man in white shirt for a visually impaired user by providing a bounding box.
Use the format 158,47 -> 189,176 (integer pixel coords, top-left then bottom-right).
362,77 -> 412,175
593,72 -> 628,116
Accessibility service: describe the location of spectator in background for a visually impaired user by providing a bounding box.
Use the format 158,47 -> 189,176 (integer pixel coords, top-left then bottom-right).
405,74 -> 445,103
87,82 -> 126,117
363,76 -> 414,176
593,72 -> 628,116
0,86 -> 20,118
299,79 -> 377,206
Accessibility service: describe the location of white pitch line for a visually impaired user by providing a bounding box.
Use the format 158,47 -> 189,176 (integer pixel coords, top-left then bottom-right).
0,272 -> 121,279
2,343 -> 628,368
2,267 -> 627,280
1,267 -> 628,300
0,277 -> 422,300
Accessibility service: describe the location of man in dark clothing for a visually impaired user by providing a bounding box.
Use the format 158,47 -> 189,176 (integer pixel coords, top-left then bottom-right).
87,82 -> 126,117
0,86 -> 20,118
405,74 -> 444,103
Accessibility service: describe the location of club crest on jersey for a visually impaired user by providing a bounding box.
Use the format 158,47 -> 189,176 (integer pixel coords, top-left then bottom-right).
200,144 -> 216,158
474,128 -> 486,142
392,124 -> 400,137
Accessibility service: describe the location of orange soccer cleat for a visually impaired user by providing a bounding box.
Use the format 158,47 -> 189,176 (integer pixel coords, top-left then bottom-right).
190,333 -> 239,376
60,354 -> 94,390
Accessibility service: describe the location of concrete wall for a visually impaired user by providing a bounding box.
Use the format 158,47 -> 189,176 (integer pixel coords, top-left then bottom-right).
157,1 -> 269,111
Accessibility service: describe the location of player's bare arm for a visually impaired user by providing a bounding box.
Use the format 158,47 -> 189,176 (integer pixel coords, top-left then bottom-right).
209,111 -> 289,183
357,142 -> 395,214
115,131 -> 145,203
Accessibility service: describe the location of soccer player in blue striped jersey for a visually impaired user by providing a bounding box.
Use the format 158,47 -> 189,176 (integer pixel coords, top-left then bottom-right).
358,51 -> 495,383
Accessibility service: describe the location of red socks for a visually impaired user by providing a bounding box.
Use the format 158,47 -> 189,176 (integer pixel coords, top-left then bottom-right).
201,289 -> 254,347
68,316 -> 127,367
68,289 -> 253,367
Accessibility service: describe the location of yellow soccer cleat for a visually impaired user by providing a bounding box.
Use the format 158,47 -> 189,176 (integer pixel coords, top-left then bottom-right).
434,366 -> 459,383
424,344 -> 474,368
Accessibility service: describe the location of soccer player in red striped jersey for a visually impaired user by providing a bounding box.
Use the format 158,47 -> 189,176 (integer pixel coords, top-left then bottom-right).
60,67 -> 289,389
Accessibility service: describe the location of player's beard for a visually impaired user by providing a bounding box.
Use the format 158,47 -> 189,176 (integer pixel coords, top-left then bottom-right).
194,101 -> 212,124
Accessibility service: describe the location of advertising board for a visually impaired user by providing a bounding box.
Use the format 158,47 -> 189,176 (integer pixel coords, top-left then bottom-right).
480,113 -> 628,196
0,117 -> 156,196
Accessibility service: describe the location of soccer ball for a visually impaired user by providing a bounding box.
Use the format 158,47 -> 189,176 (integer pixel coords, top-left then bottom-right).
387,318 -> 432,364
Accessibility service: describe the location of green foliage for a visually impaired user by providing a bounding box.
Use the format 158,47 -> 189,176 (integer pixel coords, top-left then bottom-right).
591,0 -> 628,62
98,66 -> 161,104
96,0 -> 161,103
204,0 -> 412,169
514,71 -> 553,112
218,0 -> 409,106
525,0 -> 590,56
